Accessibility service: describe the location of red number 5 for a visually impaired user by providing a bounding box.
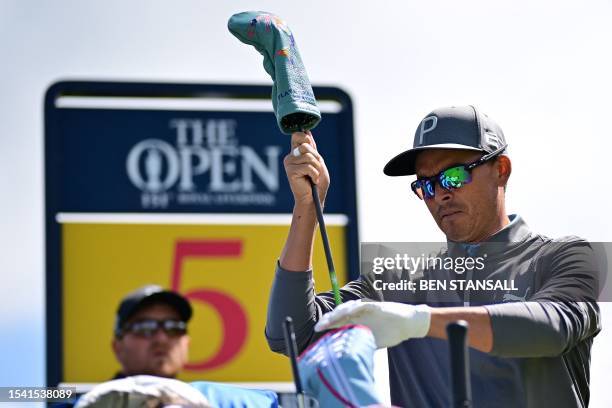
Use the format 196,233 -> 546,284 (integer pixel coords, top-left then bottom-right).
171,240 -> 248,371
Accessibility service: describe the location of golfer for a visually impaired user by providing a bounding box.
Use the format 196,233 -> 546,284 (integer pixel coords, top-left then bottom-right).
265,105 -> 601,407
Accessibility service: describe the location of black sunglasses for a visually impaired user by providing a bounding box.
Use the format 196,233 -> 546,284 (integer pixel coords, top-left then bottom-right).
411,144 -> 507,200
120,319 -> 187,338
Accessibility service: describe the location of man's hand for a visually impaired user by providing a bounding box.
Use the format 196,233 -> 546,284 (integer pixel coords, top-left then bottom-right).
314,300 -> 431,348
283,131 -> 330,207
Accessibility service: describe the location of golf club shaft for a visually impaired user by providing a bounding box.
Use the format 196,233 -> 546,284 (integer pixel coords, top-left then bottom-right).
284,317 -> 305,397
310,182 -> 341,305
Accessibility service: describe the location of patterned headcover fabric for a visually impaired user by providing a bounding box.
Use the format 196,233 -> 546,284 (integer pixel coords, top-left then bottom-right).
228,11 -> 321,134
298,325 -> 384,407
75,375 -> 212,408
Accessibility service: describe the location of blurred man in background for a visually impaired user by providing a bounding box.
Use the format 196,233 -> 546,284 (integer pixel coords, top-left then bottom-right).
112,285 -> 192,378
73,284 -> 278,407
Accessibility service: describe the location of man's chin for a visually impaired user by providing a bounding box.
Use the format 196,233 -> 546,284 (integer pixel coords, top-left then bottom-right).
440,225 -> 471,242
149,359 -> 179,378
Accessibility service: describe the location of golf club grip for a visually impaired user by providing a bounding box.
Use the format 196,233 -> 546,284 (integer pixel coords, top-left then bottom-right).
447,320 -> 472,408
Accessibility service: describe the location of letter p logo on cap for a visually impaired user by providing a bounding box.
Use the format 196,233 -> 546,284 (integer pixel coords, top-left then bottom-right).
418,116 -> 438,145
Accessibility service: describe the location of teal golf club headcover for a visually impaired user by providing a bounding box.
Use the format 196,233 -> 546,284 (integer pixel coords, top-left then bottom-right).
228,11 -> 321,134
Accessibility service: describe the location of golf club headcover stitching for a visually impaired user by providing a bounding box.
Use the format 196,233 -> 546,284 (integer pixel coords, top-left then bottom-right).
228,11 -> 321,134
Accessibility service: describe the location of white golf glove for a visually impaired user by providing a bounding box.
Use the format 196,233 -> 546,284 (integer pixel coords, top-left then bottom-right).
314,300 -> 431,348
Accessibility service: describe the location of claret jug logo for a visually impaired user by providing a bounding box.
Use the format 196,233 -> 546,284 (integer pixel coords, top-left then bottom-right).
127,119 -> 282,209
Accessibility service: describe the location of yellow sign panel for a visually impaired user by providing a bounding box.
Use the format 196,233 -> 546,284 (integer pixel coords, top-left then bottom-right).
62,221 -> 347,382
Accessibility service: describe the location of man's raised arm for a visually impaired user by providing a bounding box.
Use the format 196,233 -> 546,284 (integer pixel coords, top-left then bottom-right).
265,131 -> 329,353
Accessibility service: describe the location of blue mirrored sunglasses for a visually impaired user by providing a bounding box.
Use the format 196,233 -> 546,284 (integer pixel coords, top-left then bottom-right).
411,145 -> 507,200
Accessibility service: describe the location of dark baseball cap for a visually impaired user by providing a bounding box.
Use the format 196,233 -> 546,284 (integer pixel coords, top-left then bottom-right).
114,285 -> 192,336
384,105 -> 508,176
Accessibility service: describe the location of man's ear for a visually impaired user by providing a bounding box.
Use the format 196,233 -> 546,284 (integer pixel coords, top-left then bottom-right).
180,335 -> 191,365
112,337 -> 121,359
184,335 -> 191,356
497,156 -> 512,187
